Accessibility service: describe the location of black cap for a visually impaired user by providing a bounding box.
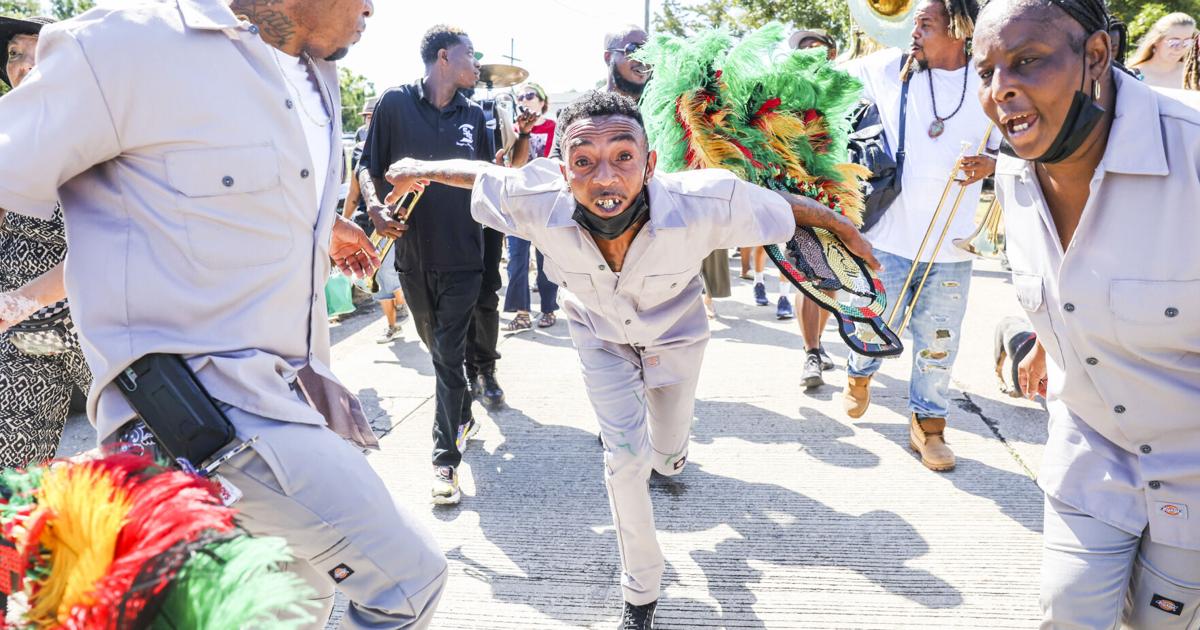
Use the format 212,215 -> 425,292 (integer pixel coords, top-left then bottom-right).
1,15 -> 56,87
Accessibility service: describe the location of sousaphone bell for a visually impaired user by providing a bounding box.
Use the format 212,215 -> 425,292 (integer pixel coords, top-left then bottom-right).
848,0 -> 917,50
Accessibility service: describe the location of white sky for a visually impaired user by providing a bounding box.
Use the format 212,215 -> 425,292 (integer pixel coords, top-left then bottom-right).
340,0 -> 666,96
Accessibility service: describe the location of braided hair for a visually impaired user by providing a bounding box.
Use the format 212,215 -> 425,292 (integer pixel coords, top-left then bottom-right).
1045,0 -> 1129,62
939,0 -> 982,41
1185,36 -> 1200,90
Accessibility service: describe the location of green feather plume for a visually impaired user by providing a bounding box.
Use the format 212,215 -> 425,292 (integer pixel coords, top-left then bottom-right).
152,536 -> 318,630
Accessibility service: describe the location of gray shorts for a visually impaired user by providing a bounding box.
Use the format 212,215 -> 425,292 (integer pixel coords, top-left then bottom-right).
372,247 -> 402,302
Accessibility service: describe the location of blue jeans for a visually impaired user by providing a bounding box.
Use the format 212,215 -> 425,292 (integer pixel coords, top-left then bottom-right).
847,249 -> 972,418
503,236 -> 558,313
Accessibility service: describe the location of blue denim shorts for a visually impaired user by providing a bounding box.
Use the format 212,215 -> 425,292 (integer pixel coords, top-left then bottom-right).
373,247 -> 402,301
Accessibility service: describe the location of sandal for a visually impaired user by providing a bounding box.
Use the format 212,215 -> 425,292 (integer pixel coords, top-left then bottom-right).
504,312 -> 533,333
537,312 -> 557,328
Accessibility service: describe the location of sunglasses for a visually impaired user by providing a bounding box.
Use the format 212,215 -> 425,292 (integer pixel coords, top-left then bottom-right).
606,42 -> 643,56
1165,37 -> 1194,48
516,91 -> 541,101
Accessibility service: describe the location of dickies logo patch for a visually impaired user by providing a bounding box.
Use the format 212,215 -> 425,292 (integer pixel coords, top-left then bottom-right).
1156,501 -> 1189,519
328,563 -> 355,583
1151,594 -> 1184,616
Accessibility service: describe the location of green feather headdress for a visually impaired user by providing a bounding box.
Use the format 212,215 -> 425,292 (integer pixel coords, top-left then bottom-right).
636,24 -> 904,357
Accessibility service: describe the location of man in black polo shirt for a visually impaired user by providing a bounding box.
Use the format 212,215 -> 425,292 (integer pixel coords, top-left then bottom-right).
358,24 -> 495,506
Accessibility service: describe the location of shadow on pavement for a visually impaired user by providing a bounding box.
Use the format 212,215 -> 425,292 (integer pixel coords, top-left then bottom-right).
430,404 -> 962,627
856,421 -> 1043,533
692,399 -> 881,470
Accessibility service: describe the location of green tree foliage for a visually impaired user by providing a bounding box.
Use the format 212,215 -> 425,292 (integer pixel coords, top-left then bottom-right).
49,0 -> 92,20
338,67 -> 375,134
655,0 -> 851,47
1117,0 -> 1200,46
0,0 -> 40,16
656,0 -> 1200,58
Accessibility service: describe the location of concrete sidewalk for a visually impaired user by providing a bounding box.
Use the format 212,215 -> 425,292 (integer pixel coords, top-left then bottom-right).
59,257 -> 1049,628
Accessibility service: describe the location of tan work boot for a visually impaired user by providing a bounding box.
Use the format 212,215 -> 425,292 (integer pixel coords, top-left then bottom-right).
843,375 -> 872,418
909,414 -> 956,472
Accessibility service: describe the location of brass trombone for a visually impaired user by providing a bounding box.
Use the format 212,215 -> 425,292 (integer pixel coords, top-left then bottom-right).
953,197 -> 1005,260
885,124 -> 994,338
362,187 -> 424,293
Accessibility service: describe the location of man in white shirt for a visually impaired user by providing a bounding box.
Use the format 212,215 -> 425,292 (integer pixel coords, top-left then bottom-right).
841,0 -> 998,473
976,0 -> 1200,625
380,91 -> 878,629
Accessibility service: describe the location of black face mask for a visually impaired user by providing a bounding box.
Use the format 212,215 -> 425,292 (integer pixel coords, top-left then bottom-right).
573,188 -> 651,240
1030,54 -> 1107,164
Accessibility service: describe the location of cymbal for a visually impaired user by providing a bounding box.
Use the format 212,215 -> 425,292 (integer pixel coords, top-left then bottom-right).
477,64 -> 529,88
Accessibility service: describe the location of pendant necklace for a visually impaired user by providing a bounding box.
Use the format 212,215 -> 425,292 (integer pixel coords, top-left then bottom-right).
927,61 -> 969,139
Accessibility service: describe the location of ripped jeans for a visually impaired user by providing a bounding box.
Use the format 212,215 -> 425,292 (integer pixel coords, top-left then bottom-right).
848,249 -> 973,419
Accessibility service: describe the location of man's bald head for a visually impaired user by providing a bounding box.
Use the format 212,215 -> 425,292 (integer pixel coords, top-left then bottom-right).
605,25 -> 647,51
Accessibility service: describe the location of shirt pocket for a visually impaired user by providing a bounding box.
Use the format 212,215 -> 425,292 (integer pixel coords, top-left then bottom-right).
1013,272 -> 1045,312
1109,279 -> 1200,367
1012,271 -> 1065,368
638,270 -> 696,312
165,144 -> 293,270
554,269 -> 599,300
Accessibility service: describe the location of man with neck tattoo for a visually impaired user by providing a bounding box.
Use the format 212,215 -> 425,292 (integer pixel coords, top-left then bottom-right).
976,0 -> 1200,625
0,0 -> 449,626
380,91 -> 879,629
840,0 -> 1000,474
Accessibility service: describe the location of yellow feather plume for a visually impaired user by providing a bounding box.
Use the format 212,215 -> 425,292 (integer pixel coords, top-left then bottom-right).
26,463 -> 133,627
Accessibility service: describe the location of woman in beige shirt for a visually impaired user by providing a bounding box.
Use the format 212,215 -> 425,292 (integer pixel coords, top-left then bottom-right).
975,0 -> 1200,626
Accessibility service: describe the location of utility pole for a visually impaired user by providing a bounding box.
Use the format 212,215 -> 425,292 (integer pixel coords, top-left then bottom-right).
644,0 -> 650,32
502,38 -> 521,65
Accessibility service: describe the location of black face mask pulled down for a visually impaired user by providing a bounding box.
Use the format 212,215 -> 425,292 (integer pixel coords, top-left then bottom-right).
573,189 -> 651,240
1001,54 -> 1107,164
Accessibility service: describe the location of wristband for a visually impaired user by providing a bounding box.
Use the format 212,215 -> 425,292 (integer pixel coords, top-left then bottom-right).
518,132 -> 531,138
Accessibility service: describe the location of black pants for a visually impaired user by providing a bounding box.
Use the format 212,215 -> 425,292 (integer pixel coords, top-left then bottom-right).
400,269 -> 482,468
466,227 -> 503,380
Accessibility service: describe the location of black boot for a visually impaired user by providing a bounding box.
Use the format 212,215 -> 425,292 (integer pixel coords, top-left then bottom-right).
477,372 -> 505,409
619,601 -> 657,630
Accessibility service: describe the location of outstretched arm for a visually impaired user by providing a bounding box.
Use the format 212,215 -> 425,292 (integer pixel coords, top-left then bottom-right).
775,191 -> 881,271
382,158 -> 502,204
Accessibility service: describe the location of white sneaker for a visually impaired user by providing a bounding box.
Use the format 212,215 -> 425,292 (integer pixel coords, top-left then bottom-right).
432,466 -> 461,505
375,324 -> 402,344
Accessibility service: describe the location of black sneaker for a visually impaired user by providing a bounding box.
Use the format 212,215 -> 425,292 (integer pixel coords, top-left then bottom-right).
619,601 -> 657,630
477,373 -> 505,409
818,346 -> 835,371
802,351 -> 824,389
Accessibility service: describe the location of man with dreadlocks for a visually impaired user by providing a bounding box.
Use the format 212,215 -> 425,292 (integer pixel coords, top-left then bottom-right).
975,0 -> 1200,625
840,0 -> 1000,473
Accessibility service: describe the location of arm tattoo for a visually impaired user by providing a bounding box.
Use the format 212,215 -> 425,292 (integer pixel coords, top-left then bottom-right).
230,0 -> 297,48
358,169 -> 384,209
418,159 -> 491,189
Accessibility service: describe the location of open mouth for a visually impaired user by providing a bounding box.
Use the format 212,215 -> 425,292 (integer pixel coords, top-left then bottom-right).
595,197 -> 624,212
1002,112 -> 1039,138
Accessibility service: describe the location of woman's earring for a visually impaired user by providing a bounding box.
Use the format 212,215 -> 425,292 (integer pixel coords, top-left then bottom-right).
1093,79 -> 1101,101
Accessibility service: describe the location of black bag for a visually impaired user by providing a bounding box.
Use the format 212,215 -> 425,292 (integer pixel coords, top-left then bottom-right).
848,56 -> 911,233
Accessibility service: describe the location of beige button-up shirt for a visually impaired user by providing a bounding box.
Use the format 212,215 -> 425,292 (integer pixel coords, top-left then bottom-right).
996,70 -> 1200,549
0,0 -> 374,446
472,159 -> 795,386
